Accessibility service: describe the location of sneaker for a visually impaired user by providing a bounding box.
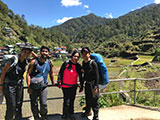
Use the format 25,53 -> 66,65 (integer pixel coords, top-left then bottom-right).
81,112 -> 92,117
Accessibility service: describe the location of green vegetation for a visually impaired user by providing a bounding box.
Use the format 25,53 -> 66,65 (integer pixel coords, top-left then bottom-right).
1,0 -> 160,109
79,55 -> 160,108
1,1 -> 160,58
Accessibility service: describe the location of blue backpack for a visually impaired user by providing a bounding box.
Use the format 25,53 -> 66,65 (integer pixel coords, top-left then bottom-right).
90,53 -> 109,85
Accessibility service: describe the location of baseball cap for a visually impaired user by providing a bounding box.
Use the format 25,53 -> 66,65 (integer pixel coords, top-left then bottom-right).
20,44 -> 33,51
81,47 -> 91,53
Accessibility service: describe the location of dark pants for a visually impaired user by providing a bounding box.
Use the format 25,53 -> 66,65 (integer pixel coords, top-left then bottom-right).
30,87 -> 48,118
3,83 -> 24,120
85,83 -> 99,118
62,86 -> 77,116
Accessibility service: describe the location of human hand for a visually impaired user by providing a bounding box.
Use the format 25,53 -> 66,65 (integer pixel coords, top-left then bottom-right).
79,86 -> 83,93
52,82 -> 55,86
56,82 -> 61,88
28,86 -> 33,94
92,88 -> 98,95
0,86 -> 3,94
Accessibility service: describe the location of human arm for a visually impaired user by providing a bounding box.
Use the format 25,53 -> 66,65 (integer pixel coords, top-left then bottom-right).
92,61 -> 99,94
77,63 -> 84,92
26,60 -> 35,94
57,61 -> 67,88
0,63 -> 11,93
31,51 -> 38,59
49,60 -> 55,85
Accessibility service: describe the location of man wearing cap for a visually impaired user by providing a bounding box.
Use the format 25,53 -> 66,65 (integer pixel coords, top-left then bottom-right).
81,47 -> 99,120
27,46 -> 55,120
0,45 -> 33,120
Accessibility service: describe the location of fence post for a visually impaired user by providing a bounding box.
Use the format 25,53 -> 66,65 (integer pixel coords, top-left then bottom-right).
133,79 -> 137,105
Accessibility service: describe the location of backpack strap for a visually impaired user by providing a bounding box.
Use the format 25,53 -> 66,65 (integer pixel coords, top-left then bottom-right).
34,59 -> 49,78
57,60 -> 69,83
6,56 -> 18,73
89,59 -> 94,71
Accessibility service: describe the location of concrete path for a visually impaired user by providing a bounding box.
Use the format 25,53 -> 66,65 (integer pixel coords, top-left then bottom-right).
1,86 -> 160,120
1,104 -> 160,120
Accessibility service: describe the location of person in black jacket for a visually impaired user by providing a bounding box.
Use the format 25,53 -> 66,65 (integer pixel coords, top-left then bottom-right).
0,45 -> 33,120
57,50 -> 83,120
81,47 -> 99,120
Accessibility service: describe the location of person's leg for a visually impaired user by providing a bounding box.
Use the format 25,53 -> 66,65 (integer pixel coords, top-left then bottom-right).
39,88 -> 48,120
62,87 -> 70,119
68,86 -> 77,120
82,83 -> 92,117
3,84 -> 16,120
15,83 -> 24,120
69,86 -> 77,115
91,89 -> 99,120
92,97 -> 99,120
85,83 -> 92,113
30,90 -> 40,119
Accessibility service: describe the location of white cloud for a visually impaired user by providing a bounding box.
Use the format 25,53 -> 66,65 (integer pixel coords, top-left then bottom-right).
105,13 -> 113,19
87,10 -> 91,13
61,0 -> 82,7
155,0 -> 160,4
57,17 -> 73,24
84,5 -> 89,9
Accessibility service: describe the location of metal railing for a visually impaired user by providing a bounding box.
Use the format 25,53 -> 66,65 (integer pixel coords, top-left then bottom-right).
1,77 -> 160,104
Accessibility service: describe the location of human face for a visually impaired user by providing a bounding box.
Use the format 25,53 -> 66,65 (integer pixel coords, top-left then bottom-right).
40,49 -> 49,59
21,49 -> 32,59
71,53 -> 80,63
82,51 -> 90,61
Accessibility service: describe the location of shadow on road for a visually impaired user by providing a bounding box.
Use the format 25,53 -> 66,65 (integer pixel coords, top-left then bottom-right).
22,112 -> 90,120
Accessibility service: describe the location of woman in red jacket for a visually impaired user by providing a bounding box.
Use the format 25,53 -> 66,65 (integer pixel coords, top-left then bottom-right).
57,50 -> 83,120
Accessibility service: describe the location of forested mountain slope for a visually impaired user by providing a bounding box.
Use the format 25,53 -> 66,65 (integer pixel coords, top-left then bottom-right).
1,0 -> 160,57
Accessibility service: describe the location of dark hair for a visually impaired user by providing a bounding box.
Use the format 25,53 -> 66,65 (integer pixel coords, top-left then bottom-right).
81,47 -> 91,53
40,46 -> 50,52
71,50 -> 80,58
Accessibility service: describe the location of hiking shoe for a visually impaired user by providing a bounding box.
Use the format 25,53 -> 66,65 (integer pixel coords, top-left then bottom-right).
81,112 -> 92,117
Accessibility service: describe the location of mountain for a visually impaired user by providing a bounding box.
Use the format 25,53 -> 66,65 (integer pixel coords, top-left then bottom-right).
1,0 -> 160,57
49,3 -> 160,57
49,13 -> 108,41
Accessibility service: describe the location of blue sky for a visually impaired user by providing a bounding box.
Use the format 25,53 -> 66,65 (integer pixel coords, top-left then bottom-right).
1,0 -> 160,28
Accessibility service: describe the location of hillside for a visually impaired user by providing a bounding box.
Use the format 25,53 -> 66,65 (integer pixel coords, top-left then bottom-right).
49,3 -> 160,57
1,0 -> 160,57
50,13 -> 108,40
0,0 -> 71,50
